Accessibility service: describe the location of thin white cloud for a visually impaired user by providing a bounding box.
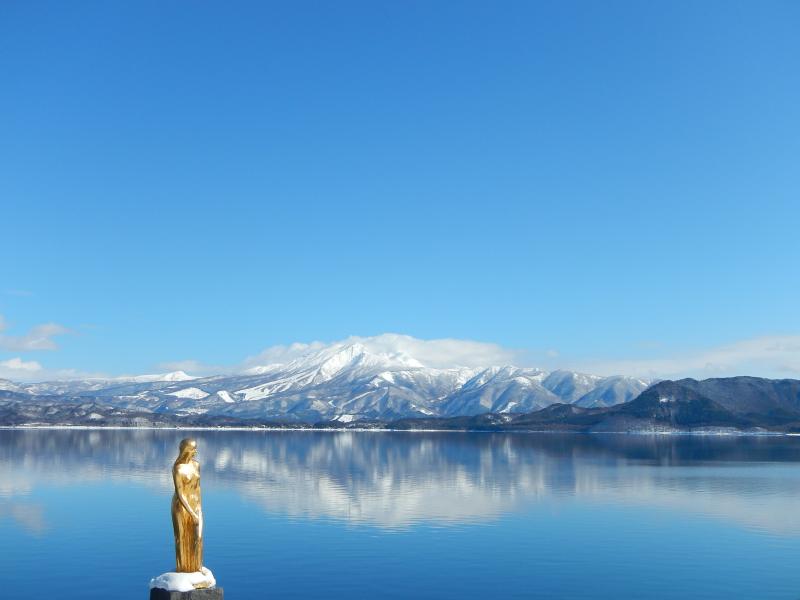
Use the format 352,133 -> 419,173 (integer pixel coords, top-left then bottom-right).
0,362 -> 107,382
0,357 -> 43,373
0,315 -> 72,351
576,335 -> 800,380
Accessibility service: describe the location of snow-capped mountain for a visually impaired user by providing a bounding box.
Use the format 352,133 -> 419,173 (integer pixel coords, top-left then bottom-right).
542,370 -> 604,403
439,367 -> 556,415
2,339 -> 651,423
19,370 -> 196,396
573,375 -> 651,408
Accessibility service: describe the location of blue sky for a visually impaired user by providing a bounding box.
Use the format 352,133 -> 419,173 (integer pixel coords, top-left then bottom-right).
1,1 -> 799,379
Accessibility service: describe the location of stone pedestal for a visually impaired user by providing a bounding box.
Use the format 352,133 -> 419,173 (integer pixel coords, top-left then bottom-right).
150,587 -> 224,600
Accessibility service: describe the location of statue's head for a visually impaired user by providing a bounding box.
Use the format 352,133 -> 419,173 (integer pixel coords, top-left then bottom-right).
178,438 -> 198,461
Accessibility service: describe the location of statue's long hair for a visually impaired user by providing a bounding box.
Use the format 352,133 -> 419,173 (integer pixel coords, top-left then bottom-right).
175,438 -> 197,465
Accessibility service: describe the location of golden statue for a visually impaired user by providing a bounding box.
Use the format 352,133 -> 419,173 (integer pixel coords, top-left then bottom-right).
172,438 -> 204,575
150,438 -> 219,596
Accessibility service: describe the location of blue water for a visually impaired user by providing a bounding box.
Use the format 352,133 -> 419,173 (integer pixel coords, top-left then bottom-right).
2,430 -> 800,599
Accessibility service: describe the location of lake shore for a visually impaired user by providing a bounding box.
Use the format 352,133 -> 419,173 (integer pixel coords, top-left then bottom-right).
0,424 -> 791,436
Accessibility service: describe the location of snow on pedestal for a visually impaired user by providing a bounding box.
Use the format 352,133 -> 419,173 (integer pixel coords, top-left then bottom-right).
150,567 -> 216,592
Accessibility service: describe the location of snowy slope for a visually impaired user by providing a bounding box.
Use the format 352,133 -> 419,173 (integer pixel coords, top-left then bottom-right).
573,376 -> 651,408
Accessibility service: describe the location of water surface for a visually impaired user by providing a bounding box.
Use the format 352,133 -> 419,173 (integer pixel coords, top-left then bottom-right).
2,429 -> 800,599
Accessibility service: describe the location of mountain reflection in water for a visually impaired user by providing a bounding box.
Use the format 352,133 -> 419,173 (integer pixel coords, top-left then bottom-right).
3,430 -> 800,534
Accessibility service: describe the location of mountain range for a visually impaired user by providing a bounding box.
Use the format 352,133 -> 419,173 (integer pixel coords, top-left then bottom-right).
0,340 -> 649,424
3,340 -> 799,432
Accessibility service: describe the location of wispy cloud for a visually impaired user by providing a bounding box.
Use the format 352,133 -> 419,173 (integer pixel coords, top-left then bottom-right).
0,357 -> 43,374
0,358 -> 107,382
0,315 -> 71,351
576,335 -> 800,380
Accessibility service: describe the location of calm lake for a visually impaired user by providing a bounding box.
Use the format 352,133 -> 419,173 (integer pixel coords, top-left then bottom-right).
2,429 -> 800,599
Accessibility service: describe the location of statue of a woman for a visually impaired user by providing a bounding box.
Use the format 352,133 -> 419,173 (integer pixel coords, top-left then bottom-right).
150,438 -> 218,596
172,438 -> 204,573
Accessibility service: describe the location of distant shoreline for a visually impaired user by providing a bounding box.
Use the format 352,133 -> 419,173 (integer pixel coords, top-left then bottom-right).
0,425 -> 792,436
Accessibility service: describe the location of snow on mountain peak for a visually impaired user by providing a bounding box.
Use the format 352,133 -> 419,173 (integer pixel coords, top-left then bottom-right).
158,370 -> 195,382
241,363 -> 283,376
313,344 -> 367,381
117,370 -> 196,383
244,339 -> 427,382
239,333 -> 518,379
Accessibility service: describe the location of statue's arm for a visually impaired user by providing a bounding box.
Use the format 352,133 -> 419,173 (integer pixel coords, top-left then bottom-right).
173,465 -> 200,524
197,464 -> 204,538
